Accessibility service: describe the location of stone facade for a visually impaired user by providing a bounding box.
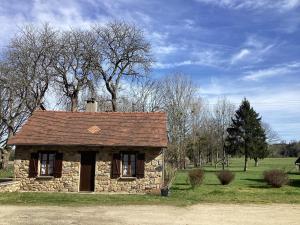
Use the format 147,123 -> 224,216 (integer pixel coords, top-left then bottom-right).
0,181 -> 20,192
14,146 -> 163,193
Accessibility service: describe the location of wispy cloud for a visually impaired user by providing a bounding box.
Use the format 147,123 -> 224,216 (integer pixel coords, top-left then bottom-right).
230,35 -> 275,65
155,49 -> 224,69
242,62 -> 300,81
230,49 -> 251,64
199,75 -> 300,141
194,0 -> 300,11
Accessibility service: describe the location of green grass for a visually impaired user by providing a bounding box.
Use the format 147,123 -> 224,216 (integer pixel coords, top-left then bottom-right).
0,164 -> 13,179
0,158 -> 299,206
170,157 -> 300,205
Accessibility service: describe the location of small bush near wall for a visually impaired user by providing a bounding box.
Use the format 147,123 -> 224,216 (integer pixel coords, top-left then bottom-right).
188,169 -> 204,189
263,169 -> 289,188
216,170 -> 235,185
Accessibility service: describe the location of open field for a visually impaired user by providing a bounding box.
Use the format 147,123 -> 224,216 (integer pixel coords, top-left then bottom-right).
0,158 -> 299,206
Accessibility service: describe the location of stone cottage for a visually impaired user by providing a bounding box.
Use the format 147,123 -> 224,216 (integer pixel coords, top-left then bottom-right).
7,102 -> 167,193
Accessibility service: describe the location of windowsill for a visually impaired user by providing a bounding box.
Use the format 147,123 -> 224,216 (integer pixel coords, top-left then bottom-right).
118,176 -> 137,181
36,176 -> 54,180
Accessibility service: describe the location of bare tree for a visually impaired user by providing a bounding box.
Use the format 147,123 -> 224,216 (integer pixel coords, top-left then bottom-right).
7,25 -> 57,112
53,29 -> 96,112
92,21 -> 153,111
0,25 -> 56,167
160,74 -> 196,169
127,78 -> 162,112
262,122 -> 281,144
213,97 -> 235,169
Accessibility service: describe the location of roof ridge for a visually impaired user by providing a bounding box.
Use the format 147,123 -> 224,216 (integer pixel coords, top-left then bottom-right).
34,110 -> 166,114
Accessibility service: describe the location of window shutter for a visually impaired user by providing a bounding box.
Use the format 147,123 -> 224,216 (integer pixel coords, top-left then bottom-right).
111,153 -> 121,178
136,153 -> 145,178
29,153 -> 38,178
54,153 -> 63,178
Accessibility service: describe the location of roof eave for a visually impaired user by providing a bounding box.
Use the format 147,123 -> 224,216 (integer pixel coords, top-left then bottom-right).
9,143 -> 168,148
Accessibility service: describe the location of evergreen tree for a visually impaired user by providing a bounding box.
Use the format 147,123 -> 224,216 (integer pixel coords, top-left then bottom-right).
225,98 -> 268,171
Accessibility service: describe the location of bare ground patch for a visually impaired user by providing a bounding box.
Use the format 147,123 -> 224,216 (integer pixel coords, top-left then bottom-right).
0,204 -> 299,225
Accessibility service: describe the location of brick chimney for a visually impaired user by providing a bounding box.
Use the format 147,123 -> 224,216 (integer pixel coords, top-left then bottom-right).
86,98 -> 98,112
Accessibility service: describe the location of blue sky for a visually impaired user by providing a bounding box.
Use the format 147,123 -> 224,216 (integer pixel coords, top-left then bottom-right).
0,0 -> 300,141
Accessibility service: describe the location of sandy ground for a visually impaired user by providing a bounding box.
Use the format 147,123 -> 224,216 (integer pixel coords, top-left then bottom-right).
0,204 -> 299,225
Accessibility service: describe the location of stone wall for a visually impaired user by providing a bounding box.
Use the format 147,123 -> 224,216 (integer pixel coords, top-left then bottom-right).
95,147 -> 163,193
14,146 -> 163,193
0,181 -> 20,192
15,146 -> 80,192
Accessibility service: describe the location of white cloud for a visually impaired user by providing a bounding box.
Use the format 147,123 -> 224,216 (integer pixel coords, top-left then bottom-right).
230,49 -> 251,64
242,62 -> 300,81
155,49 -> 224,69
194,0 -> 300,11
229,35 -> 275,65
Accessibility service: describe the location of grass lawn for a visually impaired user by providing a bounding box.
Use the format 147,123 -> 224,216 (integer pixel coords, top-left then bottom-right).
0,158 -> 299,206
0,164 -> 13,179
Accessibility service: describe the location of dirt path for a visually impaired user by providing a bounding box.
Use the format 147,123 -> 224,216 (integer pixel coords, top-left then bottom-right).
0,204 -> 299,225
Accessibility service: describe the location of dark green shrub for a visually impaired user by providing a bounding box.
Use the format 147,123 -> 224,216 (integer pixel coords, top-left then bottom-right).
263,169 -> 289,188
216,170 -> 235,185
188,169 -> 204,189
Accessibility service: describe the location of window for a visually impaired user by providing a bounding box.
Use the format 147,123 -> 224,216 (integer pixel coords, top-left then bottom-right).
39,152 -> 55,176
122,153 -> 136,177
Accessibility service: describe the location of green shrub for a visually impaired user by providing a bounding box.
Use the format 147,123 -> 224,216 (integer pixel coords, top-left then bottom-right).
216,170 -> 235,185
188,169 -> 204,189
263,169 -> 289,188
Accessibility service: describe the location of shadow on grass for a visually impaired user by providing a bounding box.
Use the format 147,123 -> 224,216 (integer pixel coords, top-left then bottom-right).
173,182 -> 188,185
243,178 -> 265,183
289,179 -> 300,187
204,169 -> 245,173
248,185 -> 271,189
242,178 -> 270,189
287,172 -> 300,175
171,186 -> 192,191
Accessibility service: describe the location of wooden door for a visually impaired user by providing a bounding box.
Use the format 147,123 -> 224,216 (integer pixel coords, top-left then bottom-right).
80,152 -> 96,192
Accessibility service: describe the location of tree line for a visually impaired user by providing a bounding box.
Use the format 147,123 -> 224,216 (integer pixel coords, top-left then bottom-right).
0,22 -> 276,170
269,141 -> 300,158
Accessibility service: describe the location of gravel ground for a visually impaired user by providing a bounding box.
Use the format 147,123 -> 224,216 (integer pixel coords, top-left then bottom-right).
0,204 -> 299,225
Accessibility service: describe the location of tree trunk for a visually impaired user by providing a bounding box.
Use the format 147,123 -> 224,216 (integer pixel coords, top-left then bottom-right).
226,154 -> 229,167
112,97 -> 117,112
0,148 -> 10,170
244,155 -> 248,172
222,146 -> 225,170
0,126 -> 13,169
254,158 -> 258,167
70,91 -> 78,112
110,89 -> 117,112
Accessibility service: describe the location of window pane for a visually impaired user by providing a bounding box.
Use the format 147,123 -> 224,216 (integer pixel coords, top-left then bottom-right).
42,154 -> 47,161
131,154 -> 136,176
41,161 -> 47,175
123,154 -> 129,176
49,154 -> 55,161
40,153 -> 56,176
48,165 -> 53,175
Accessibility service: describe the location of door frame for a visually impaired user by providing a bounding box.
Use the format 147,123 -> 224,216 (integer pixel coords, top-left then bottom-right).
79,151 -> 96,192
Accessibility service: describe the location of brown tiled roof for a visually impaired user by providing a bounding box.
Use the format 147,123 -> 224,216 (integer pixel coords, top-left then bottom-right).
7,110 -> 168,147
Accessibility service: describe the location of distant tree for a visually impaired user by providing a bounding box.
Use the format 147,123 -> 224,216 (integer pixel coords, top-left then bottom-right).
262,122 -> 280,144
160,74 -> 197,169
225,98 -> 268,171
213,97 -> 235,170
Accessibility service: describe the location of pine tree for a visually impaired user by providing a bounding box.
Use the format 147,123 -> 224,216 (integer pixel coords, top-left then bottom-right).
225,98 -> 268,171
